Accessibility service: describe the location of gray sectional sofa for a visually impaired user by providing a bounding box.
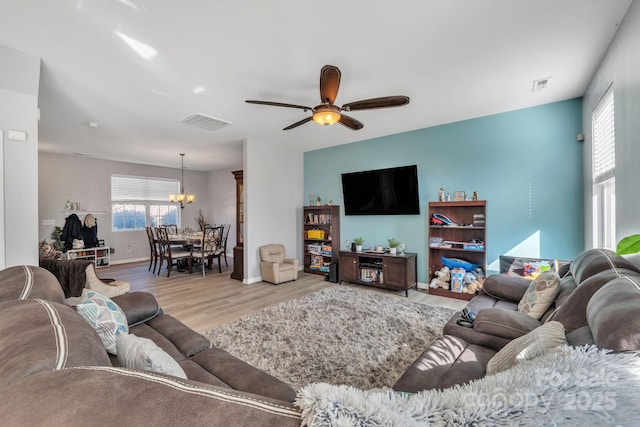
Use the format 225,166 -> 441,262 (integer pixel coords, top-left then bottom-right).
1,247 -> 639,425
0,265 -> 301,426
394,248 -> 640,392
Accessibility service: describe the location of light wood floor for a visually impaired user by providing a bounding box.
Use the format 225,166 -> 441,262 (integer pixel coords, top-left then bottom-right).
104,259 -> 467,334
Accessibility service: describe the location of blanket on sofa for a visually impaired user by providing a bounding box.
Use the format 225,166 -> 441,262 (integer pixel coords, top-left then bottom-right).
39,259 -> 93,297
296,345 -> 640,426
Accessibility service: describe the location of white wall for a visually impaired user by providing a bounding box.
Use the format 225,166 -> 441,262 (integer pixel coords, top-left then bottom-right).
244,138 -> 304,283
0,46 -> 40,268
207,166 -> 241,253
583,1 -> 640,246
39,152 -> 216,263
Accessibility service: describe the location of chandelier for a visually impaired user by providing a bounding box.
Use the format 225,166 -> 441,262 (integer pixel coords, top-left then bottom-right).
169,153 -> 195,209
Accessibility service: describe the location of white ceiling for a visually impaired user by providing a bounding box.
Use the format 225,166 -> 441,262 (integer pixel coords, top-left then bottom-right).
0,0 -> 632,171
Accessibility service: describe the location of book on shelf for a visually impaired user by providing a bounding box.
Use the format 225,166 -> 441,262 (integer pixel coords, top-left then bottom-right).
306,212 -> 332,225
359,268 -> 383,284
310,255 -> 323,269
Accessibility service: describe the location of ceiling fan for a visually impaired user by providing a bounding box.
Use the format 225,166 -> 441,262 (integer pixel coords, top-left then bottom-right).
246,65 -> 410,131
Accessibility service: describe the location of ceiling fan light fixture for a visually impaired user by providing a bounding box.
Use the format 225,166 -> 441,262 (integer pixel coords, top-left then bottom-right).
313,106 -> 341,126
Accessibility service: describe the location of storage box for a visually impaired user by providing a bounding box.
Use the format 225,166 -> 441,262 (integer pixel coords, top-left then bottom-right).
307,229 -> 325,239
463,243 -> 485,251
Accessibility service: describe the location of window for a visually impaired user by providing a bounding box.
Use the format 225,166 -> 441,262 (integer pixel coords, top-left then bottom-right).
111,175 -> 179,231
591,87 -> 615,250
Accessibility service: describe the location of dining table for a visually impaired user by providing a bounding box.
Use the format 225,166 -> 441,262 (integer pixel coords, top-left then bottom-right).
168,234 -> 202,247
165,234 -> 202,273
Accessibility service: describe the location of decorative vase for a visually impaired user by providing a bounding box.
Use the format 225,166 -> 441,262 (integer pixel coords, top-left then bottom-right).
389,247 -> 397,255
356,245 -> 363,252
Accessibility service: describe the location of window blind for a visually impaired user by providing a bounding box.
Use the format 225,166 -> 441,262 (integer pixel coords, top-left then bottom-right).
111,175 -> 178,201
592,89 -> 615,184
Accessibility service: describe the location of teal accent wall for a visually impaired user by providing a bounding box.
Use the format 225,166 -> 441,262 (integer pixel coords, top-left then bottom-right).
304,99 -> 584,283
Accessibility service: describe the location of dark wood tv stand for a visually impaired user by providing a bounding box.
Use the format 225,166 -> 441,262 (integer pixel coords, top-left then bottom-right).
339,250 -> 417,297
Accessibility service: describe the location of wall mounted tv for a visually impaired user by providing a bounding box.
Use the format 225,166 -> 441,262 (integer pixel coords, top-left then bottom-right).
341,165 -> 420,215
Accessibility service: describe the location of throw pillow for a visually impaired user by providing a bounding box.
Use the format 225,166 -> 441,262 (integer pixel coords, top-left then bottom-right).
76,289 -> 128,354
486,320 -> 566,375
517,271 -> 561,319
116,333 -> 187,379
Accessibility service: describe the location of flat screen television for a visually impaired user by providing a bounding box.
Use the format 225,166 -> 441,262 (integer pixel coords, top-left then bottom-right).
341,165 -> 420,215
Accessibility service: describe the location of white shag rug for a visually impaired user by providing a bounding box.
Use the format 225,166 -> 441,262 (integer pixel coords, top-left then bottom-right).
296,345 -> 640,426
203,286 -> 456,390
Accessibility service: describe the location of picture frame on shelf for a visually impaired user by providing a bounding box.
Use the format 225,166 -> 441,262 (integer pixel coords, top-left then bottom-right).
453,191 -> 466,201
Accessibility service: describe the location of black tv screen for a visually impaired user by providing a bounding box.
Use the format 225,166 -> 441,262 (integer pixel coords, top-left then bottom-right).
341,165 -> 420,215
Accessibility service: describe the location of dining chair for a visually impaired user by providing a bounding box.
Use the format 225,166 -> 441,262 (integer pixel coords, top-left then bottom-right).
145,226 -> 159,274
165,224 -> 179,235
156,227 -> 192,277
191,226 -> 225,276
219,224 -> 231,267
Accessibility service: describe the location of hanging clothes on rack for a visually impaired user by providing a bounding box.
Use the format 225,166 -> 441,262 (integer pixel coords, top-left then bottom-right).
61,214 -> 83,251
82,213 -> 99,248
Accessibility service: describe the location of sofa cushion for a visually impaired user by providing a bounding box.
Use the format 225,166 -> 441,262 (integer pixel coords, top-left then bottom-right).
565,326 -> 595,347
486,321 -> 566,375
570,248 -> 640,284
587,276 -> 640,351
0,299 -> 111,387
76,289 -> 129,354
112,291 -> 162,326
548,268 -> 640,332
481,274 -> 531,302
517,271 -> 561,319
0,367 -> 302,426
145,314 -> 212,357
116,333 -> 187,378
190,347 -> 297,403
473,308 -> 542,339
552,274 -> 578,310
0,265 -> 65,304
443,311 -> 512,351
393,335 -> 496,392
179,359 -> 232,388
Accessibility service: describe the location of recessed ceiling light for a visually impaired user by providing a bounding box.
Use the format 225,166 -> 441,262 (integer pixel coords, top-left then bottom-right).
115,30 -> 157,60
193,86 -> 206,94
87,122 -> 99,128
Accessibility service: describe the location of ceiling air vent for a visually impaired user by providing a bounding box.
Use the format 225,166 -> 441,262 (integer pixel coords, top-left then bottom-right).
532,77 -> 551,92
180,112 -> 231,132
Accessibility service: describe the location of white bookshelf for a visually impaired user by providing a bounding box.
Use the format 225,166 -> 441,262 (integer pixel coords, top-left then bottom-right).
64,246 -> 110,268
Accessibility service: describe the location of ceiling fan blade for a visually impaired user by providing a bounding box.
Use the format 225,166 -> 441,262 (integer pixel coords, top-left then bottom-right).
337,114 -> 364,130
283,116 -> 313,130
342,96 -> 410,111
319,65 -> 341,104
246,100 -> 312,111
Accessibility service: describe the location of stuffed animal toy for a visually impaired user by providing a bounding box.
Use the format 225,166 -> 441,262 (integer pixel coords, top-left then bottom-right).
429,266 -> 451,289
464,281 -> 481,294
467,267 -> 486,290
462,270 -> 485,294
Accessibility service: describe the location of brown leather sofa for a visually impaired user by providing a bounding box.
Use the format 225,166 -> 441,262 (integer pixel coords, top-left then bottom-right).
0,265 -> 300,426
394,248 -> 640,392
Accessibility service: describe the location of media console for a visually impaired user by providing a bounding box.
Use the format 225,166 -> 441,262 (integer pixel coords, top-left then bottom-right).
339,250 -> 417,297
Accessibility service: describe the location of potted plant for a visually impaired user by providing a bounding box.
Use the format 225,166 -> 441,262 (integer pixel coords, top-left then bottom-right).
353,237 -> 365,252
388,238 -> 401,255
616,234 -> 640,256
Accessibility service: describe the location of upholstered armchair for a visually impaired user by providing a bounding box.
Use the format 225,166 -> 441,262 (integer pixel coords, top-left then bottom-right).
259,244 -> 299,285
